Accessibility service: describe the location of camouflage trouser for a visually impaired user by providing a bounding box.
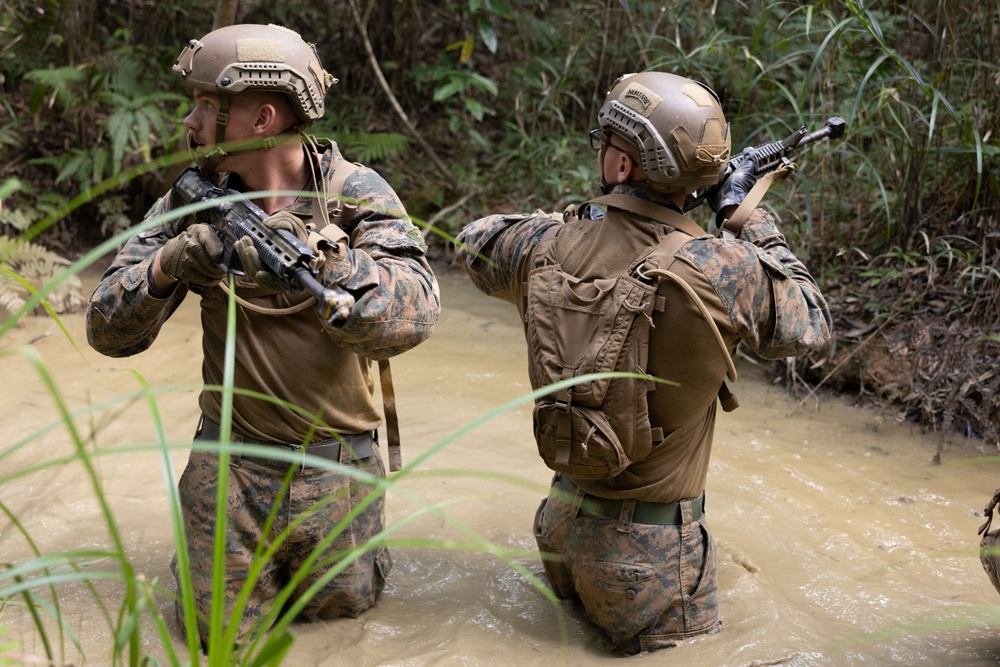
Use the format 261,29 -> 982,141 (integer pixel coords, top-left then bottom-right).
532,476 -> 720,654
170,442 -> 391,646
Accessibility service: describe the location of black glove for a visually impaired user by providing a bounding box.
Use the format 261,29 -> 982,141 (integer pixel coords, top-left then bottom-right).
709,148 -> 759,214
159,223 -> 226,287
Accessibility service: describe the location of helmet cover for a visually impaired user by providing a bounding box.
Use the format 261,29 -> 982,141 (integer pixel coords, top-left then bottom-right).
598,72 -> 731,190
173,23 -> 335,125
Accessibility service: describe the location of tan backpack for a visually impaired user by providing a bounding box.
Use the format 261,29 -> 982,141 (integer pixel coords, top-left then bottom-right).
523,195 -> 737,480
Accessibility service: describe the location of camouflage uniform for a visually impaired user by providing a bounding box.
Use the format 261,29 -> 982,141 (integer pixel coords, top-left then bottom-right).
87,139 -> 440,643
456,183 -> 831,653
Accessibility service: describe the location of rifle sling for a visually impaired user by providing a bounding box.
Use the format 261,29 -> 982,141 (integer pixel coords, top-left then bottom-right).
719,162 -> 795,239
218,281 -> 315,315
376,358 -> 402,472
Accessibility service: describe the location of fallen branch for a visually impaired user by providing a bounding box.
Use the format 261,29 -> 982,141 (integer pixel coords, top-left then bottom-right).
346,0 -> 456,183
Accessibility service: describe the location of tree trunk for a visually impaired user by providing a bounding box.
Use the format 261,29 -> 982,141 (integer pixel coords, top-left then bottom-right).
213,0 -> 239,30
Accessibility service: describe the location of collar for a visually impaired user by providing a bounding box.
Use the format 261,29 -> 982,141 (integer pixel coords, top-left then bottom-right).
608,183 -> 683,213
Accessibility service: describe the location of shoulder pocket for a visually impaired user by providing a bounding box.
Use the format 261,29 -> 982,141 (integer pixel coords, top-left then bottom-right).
756,250 -> 792,280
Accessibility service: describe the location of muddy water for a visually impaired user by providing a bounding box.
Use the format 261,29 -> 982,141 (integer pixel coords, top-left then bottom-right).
2,265 -> 999,666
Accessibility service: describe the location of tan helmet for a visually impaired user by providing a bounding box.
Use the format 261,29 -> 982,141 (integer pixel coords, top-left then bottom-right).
597,72 -> 731,190
173,23 -> 336,126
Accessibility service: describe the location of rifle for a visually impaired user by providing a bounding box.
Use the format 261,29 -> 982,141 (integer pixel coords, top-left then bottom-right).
573,117 -> 846,223
171,165 -> 355,325
685,116 -> 847,212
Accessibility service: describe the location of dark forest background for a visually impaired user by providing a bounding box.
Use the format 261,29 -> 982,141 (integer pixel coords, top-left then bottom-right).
1,0 -> 998,449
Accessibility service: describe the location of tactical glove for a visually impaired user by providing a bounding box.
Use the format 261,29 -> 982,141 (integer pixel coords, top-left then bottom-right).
233,211 -> 310,291
159,223 -> 226,287
264,210 -> 309,242
709,148 -> 759,214
310,227 -> 351,287
233,237 -> 280,291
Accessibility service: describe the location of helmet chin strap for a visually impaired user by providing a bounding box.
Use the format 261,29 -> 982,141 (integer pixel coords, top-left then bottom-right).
188,133 -> 225,180
188,95 -> 257,177
188,94 -> 303,179
191,95 -> 235,179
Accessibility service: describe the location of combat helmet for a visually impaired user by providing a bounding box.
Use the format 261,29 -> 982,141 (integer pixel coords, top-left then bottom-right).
174,23 -> 335,126
597,72 -> 731,191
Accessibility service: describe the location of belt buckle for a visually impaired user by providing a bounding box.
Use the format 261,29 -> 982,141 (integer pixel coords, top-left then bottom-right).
286,443 -> 305,473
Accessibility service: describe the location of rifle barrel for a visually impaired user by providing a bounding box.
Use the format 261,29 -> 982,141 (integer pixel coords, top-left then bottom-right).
296,269 -> 355,324
800,117 -> 847,146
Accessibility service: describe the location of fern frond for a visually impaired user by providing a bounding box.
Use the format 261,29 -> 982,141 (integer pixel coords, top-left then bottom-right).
0,234 -> 83,316
0,122 -> 23,151
336,132 -> 412,163
0,209 -> 35,234
0,287 -> 27,316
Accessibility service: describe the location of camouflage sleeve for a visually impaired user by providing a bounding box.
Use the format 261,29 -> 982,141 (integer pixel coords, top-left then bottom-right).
315,166 -> 440,360
86,195 -> 190,358
678,208 -> 832,360
454,210 -> 562,303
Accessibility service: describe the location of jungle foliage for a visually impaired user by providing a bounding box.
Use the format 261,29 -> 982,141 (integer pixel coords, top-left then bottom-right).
1,0 -> 998,442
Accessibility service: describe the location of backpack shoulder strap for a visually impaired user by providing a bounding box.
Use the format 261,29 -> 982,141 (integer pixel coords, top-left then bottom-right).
644,230 -> 741,412
518,222 -> 563,316
314,158 -> 360,231
637,227 -> 693,275
533,220 -> 563,260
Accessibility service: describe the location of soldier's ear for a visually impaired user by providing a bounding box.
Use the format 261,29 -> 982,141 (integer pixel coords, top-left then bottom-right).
615,151 -> 636,184
254,103 -> 278,133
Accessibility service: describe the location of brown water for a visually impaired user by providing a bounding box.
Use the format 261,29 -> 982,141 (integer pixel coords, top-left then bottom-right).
2,265 -> 999,666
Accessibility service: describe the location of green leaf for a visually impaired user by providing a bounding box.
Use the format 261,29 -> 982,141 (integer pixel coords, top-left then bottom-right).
478,19 -> 498,54
465,98 -> 493,121
434,79 -> 465,102
468,72 -> 499,96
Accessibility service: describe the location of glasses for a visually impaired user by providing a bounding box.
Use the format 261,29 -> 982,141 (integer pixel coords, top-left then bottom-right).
590,128 -> 638,165
589,128 -> 607,150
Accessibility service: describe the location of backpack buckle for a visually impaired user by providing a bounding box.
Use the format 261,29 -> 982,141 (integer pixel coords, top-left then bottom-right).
633,259 -> 659,284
